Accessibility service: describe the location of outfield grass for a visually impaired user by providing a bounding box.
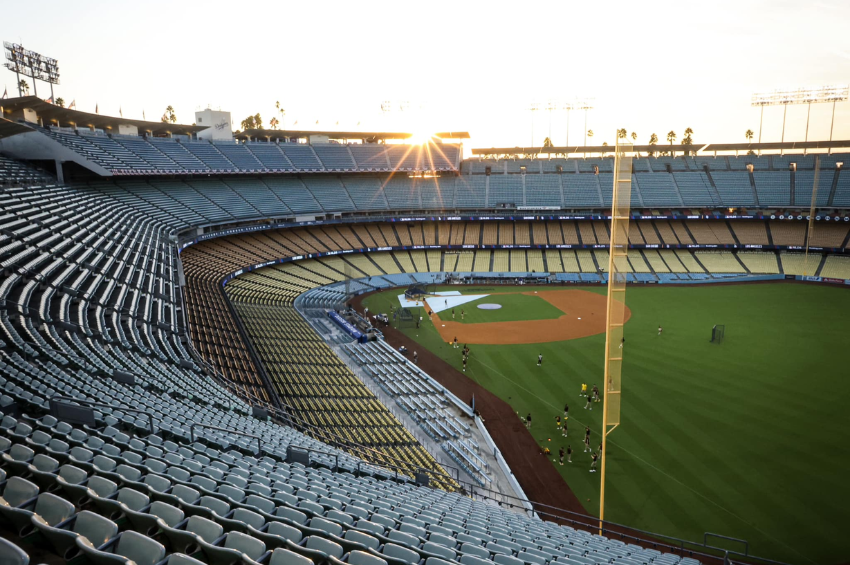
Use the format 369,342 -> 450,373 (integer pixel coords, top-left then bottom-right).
436,292 -> 565,324
362,283 -> 850,565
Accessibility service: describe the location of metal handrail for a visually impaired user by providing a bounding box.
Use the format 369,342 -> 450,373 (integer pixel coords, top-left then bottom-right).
50,396 -> 155,435
451,481 -> 793,565
705,533 -> 749,557
287,445 -> 339,472
190,422 -> 262,455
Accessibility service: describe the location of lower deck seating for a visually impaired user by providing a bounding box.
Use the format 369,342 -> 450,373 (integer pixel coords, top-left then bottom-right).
223,266 -> 450,487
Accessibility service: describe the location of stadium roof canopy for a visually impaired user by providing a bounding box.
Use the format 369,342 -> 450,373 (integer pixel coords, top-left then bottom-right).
0,116 -> 33,139
0,96 -> 206,136
236,128 -> 470,142
472,140 -> 850,156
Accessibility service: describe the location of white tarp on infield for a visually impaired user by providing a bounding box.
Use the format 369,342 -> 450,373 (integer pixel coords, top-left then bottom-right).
396,291 -> 488,313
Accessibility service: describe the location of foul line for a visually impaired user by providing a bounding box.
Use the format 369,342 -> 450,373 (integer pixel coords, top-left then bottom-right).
471,357 -> 813,565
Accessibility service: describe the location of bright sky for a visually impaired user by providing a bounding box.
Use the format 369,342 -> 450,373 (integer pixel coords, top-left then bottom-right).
3,0 -> 850,153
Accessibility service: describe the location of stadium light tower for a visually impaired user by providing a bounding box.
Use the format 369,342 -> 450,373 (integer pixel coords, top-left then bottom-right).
529,102 -> 541,149
546,99 -> 559,145
4,42 -> 60,100
751,85 -> 849,153
563,98 -> 593,148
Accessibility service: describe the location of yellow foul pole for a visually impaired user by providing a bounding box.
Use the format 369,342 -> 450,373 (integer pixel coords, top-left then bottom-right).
599,138 -> 633,531
803,156 -> 820,277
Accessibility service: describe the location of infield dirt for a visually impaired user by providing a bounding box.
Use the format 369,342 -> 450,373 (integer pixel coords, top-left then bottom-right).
432,290 -> 630,344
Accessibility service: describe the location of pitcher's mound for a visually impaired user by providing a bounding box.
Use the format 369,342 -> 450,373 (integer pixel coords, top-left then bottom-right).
477,304 -> 502,310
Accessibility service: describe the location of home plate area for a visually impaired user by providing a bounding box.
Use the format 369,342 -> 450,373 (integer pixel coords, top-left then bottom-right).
396,291 -> 488,313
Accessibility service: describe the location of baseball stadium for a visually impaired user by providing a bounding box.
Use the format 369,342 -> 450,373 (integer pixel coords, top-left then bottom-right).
0,5 -> 849,565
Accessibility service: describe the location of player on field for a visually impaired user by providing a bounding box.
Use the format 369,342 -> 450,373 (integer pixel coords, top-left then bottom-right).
562,420 -> 568,437
559,447 -> 565,466
580,382 -> 587,397
590,452 -> 599,473
658,325 -> 663,336
584,392 -> 593,410
413,351 -> 418,364
452,309 -> 455,319
584,432 -> 591,453
566,444 -> 572,463
526,413 -> 532,429
555,415 -> 561,428
462,357 -> 467,372
564,403 -> 569,419
453,337 -> 458,349
461,309 -> 465,320
537,354 -> 543,367
592,384 -> 600,403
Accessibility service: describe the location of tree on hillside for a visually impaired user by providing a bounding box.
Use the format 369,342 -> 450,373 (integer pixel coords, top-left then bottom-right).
161,106 -> 177,124
56,97 -> 65,108
240,115 -> 257,131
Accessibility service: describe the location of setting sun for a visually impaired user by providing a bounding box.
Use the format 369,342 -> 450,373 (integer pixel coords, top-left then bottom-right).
407,129 -> 436,145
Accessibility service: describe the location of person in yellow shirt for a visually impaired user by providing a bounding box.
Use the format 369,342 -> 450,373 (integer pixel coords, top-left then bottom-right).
579,383 -> 588,397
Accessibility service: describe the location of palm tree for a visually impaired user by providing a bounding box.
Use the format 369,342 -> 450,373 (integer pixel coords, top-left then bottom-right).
543,137 -> 552,148
745,129 -> 754,142
161,105 -> 177,124
18,80 -> 29,95
682,127 -> 694,155
253,113 -> 263,129
269,117 -> 279,130
275,100 -> 285,129
617,128 -> 627,139
667,131 -> 676,156
648,133 -> 658,157
631,132 -> 637,142
56,97 -> 65,108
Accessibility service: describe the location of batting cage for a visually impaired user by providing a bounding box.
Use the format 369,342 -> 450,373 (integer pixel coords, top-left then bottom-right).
404,283 -> 435,300
396,307 -> 420,329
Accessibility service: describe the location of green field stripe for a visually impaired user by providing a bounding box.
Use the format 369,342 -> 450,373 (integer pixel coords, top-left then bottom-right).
362,284 -> 850,565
